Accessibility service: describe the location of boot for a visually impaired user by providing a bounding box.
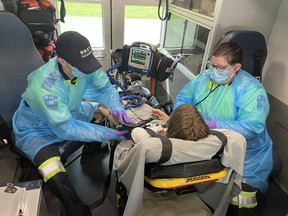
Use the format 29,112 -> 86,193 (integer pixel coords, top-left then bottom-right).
46,172 -> 92,216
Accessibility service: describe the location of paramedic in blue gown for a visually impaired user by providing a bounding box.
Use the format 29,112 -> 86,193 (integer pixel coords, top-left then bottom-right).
153,42 -> 273,212
12,31 -> 131,216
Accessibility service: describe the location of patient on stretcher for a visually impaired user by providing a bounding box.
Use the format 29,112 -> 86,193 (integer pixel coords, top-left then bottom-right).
113,103 -> 246,216
131,104 -> 209,143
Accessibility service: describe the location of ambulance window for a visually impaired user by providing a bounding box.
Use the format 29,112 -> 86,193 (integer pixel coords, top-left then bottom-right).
124,5 -> 161,46
57,1 -> 104,48
163,13 -> 210,75
171,0 -> 216,18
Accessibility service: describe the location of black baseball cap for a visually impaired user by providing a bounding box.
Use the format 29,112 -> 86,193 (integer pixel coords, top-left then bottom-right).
55,31 -> 102,74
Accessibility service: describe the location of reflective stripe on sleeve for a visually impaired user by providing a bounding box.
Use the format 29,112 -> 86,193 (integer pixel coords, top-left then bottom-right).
231,190 -> 257,208
38,156 -> 66,182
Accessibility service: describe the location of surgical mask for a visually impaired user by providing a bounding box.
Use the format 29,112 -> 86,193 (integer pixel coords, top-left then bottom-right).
209,69 -> 229,84
71,67 -> 87,78
61,61 -> 87,78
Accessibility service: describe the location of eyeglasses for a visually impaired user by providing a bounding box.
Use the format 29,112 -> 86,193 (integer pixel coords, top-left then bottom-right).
207,60 -> 233,72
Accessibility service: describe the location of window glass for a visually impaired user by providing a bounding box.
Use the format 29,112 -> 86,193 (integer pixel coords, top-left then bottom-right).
163,13 -> 210,75
124,5 -> 161,46
171,0 -> 216,18
57,2 -> 103,48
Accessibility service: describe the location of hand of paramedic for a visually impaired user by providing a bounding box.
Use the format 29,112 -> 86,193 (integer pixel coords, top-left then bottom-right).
112,110 -> 132,124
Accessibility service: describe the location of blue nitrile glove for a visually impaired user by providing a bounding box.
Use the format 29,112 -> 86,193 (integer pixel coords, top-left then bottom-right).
112,110 -> 132,124
205,120 -> 217,129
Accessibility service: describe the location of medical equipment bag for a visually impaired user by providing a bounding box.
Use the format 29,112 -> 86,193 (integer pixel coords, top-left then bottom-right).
16,0 -> 65,62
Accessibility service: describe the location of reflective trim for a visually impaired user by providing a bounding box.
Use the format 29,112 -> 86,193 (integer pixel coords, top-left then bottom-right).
231,190 -> 257,208
38,156 -> 66,182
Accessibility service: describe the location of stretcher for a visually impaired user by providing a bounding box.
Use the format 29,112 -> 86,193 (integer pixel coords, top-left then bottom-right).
103,102 -> 247,216
91,42 -> 246,216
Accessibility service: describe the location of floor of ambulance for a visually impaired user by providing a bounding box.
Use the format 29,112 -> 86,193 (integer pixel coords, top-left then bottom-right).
0,142 -> 288,216
1,144 -> 288,216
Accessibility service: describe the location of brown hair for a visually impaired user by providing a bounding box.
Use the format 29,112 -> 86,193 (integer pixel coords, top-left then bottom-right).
212,42 -> 243,65
166,104 -> 209,141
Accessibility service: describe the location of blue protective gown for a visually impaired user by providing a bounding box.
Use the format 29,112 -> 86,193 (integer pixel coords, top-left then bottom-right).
174,69 -> 273,193
12,57 -> 126,161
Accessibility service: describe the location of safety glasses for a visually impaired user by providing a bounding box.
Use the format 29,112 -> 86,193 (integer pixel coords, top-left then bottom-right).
207,60 -> 234,72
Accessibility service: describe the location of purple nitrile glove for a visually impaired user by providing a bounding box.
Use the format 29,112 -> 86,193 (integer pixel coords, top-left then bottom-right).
114,129 -> 128,137
205,120 -> 217,129
116,123 -> 139,140
112,110 -> 132,123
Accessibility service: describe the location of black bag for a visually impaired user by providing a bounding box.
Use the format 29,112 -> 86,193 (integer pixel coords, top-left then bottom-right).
16,0 -> 59,62
3,0 -> 65,62
17,0 -> 57,32
150,51 -> 174,82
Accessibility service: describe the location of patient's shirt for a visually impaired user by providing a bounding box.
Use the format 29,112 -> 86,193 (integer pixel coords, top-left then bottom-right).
131,121 -> 167,143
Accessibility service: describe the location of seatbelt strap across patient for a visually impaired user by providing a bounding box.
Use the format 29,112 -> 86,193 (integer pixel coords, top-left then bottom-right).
145,128 -> 173,164
209,130 -> 227,159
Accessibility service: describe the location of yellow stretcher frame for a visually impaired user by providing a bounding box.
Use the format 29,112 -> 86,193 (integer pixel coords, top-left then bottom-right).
144,169 -> 227,190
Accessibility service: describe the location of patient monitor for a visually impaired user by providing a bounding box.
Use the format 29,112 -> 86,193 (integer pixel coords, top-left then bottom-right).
128,46 -> 154,74
120,41 -> 176,82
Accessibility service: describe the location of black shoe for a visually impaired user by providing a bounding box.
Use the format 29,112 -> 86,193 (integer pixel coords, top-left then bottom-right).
80,142 -> 102,165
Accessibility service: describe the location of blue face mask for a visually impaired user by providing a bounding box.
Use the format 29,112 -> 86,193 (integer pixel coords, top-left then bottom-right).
209,69 -> 229,84
71,67 -> 87,78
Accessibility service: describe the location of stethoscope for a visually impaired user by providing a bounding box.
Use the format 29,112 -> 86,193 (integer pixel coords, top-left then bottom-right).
194,81 -> 220,107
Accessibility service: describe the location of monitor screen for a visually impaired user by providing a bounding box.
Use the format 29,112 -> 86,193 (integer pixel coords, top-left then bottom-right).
131,49 -> 149,65
128,46 -> 153,74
